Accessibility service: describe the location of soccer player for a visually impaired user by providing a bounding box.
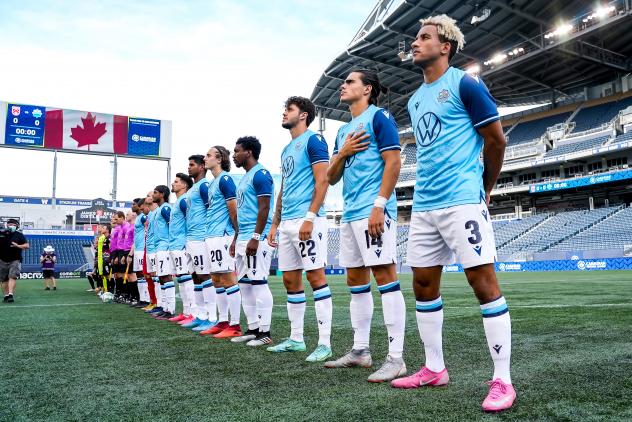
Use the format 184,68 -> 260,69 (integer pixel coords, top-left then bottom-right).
109,213 -> 123,300
131,198 -> 150,308
266,96 -> 332,361
96,224 -> 111,294
41,245 -> 57,290
200,146 -> 242,338
166,173 -> 196,323
324,69 -> 406,383
143,195 -> 160,312
121,210 -> 139,306
231,136 -> 275,347
151,185 -> 175,320
182,155 -> 217,331
388,15 -> 515,412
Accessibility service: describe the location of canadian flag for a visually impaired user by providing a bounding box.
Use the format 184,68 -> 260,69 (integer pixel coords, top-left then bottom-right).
44,109 -> 128,154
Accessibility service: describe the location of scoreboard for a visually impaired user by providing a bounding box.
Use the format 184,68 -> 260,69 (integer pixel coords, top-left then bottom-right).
4,103 -> 46,147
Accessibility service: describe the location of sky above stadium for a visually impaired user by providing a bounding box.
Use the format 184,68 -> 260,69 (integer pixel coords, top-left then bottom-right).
0,1 -> 530,209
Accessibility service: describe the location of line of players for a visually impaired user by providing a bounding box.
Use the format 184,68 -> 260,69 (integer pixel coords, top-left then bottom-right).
92,16 -> 515,412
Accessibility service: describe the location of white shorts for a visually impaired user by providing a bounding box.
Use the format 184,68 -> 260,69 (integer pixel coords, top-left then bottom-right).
339,216 -> 397,268
205,235 -> 235,274
277,217 -> 328,272
170,249 -> 191,275
133,251 -> 144,272
236,239 -> 273,281
146,253 -> 157,274
156,250 -> 174,277
406,201 -> 497,269
186,240 -> 211,275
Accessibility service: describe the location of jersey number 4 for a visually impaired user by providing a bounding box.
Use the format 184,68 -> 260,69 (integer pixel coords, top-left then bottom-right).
364,230 -> 383,249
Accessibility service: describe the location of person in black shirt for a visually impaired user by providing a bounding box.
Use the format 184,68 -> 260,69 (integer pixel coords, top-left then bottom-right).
0,219 -> 29,303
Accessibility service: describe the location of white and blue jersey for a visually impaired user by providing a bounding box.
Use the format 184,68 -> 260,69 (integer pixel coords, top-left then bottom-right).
169,195 -> 187,251
207,171 -> 237,238
236,163 -> 274,241
154,202 -> 171,252
133,214 -> 146,252
408,66 -> 500,211
186,178 -> 210,242
146,209 -> 158,254
280,129 -> 329,220
333,104 -> 400,222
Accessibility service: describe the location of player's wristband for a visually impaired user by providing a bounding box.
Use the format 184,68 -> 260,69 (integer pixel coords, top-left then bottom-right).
252,233 -> 261,241
373,196 -> 387,209
304,211 -> 317,222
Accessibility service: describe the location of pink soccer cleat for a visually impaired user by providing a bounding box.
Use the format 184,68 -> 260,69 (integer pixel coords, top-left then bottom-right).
482,379 -> 516,412
177,315 -> 195,326
390,366 -> 449,389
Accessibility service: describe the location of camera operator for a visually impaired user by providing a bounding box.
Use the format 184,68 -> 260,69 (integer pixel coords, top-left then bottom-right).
0,219 -> 29,303
41,245 -> 57,291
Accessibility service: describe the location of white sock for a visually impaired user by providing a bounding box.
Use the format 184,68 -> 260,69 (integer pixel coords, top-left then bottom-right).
252,282 -> 273,332
239,280 -> 259,330
226,284 -> 241,326
349,283 -> 373,350
178,275 -> 193,315
202,279 -> 217,321
287,291 -> 306,342
215,287 -> 228,322
194,284 -> 207,321
378,281 -> 406,359
138,281 -> 148,302
186,279 -> 195,315
481,296 -> 512,384
416,296 -> 445,372
164,281 -> 176,314
154,277 -> 162,307
313,284 -> 332,348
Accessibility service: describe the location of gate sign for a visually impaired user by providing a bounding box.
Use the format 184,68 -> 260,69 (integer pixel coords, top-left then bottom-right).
4,103 -> 46,147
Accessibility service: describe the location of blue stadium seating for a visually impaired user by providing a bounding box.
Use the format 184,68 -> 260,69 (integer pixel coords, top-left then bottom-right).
22,235 -> 91,268
544,135 -> 609,158
550,207 -> 632,251
400,143 -> 417,166
612,130 -> 632,145
571,96 -> 632,133
507,112 -> 571,145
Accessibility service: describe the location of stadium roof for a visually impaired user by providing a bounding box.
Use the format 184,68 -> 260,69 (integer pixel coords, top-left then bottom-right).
311,0 -> 632,126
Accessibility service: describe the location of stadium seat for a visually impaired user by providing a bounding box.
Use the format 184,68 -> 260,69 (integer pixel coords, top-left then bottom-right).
506,112 -> 572,145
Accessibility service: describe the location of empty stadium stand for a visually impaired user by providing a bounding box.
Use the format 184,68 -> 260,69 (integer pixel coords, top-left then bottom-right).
506,112 -> 572,145
550,207 -> 632,251
571,96 -> 632,133
22,235 -> 91,268
544,135 -> 610,158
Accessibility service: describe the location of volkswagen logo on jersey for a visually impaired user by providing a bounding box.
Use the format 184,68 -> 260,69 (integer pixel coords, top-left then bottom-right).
344,154 -> 356,168
415,112 -> 442,147
282,156 -> 295,178
237,190 -> 245,207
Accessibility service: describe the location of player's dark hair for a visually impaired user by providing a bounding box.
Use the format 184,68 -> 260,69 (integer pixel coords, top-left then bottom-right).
133,198 -> 142,206
213,146 -> 231,172
175,172 -> 193,190
154,185 -> 170,201
102,224 -> 111,233
116,211 -> 125,219
350,68 -> 388,105
284,96 -> 316,127
236,136 -> 262,160
188,154 -> 205,167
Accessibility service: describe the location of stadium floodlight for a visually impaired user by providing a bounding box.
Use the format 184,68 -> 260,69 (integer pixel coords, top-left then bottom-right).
544,23 -> 573,39
486,53 -> 507,66
465,64 -> 481,75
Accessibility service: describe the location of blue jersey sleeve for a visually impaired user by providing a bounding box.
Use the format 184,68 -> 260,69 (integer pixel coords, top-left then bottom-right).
140,215 -> 147,224
459,74 -> 500,128
307,134 -> 329,164
199,182 -> 210,208
373,109 -> 401,152
218,175 -> 237,200
179,197 -> 188,216
161,205 -> 171,223
253,169 -> 273,197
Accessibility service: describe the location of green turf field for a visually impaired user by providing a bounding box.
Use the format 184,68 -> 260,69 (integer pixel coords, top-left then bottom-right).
1,272 -> 631,421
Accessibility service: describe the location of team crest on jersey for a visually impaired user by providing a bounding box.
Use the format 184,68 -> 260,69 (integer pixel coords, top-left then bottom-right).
282,156 -> 295,179
437,89 -> 450,104
294,142 -> 303,151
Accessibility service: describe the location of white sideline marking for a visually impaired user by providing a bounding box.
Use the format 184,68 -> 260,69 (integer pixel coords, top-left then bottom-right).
0,302 -> 101,309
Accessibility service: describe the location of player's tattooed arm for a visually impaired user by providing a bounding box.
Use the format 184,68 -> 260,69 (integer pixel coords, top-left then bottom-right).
478,120 -> 507,205
368,150 -> 401,238
268,181 -> 283,248
327,131 -> 370,185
